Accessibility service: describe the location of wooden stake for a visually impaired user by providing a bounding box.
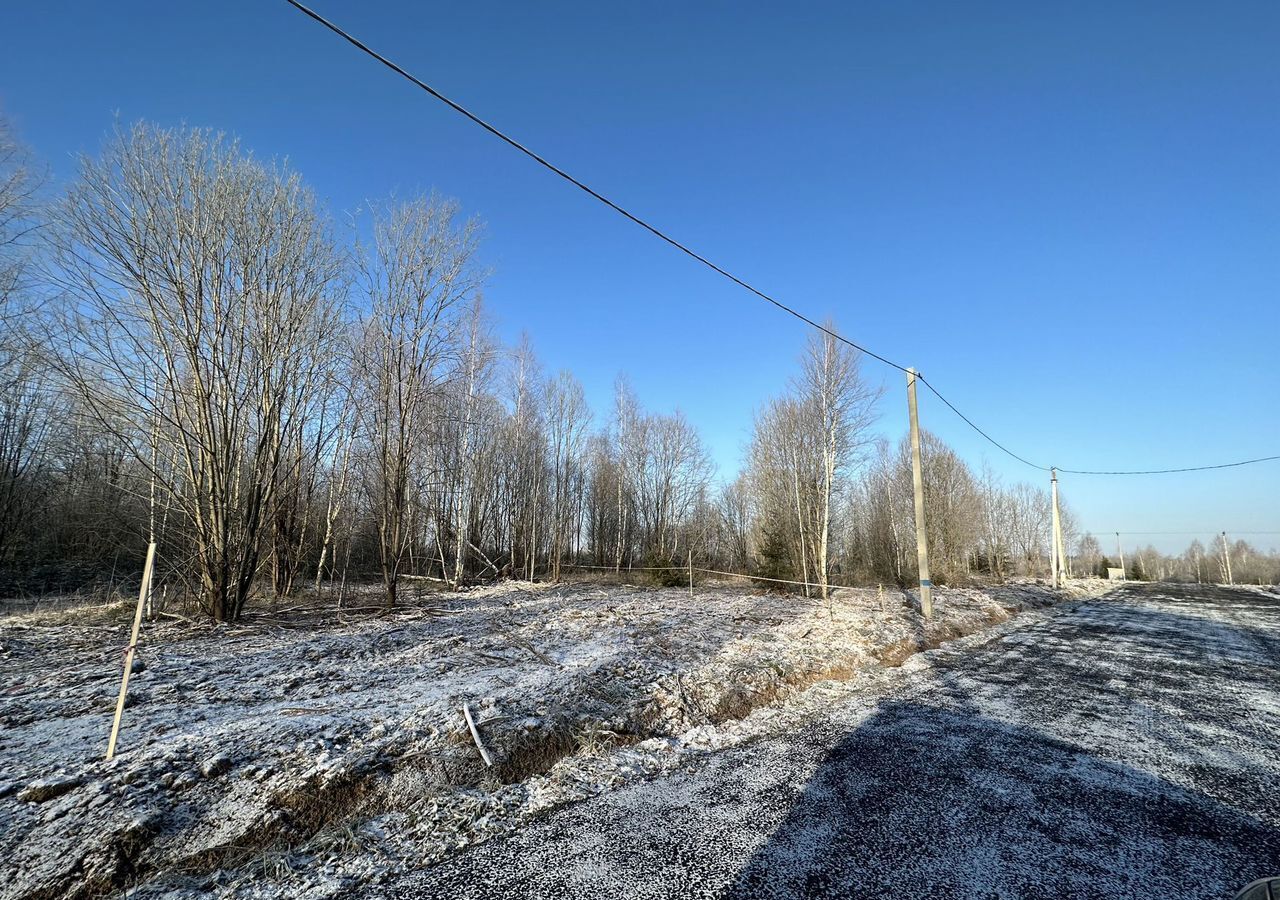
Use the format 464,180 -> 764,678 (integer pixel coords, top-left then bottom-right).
688,549 -> 693,599
905,368 -> 933,619
107,542 -> 156,761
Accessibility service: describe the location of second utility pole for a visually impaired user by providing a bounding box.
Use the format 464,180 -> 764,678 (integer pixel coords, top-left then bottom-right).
906,368 -> 933,619
1221,531 -> 1234,585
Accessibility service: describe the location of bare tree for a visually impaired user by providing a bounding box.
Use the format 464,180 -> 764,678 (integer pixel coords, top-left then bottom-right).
747,329 -> 880,595
748,397 -> 811,588
271,343 -> 354,599
0,353 -> 53,563
716,475 -> 751,572
1184,539 -> 1206,584
976,463 -> 1013,580
501,334 -> 546,579
903,431 -> 981,582
1007,481 -> 1051,577
634,410 -> 712,563
0,117 -> 52,565
852,439 -> 909,585
544,370 -> 591,579
611,375 -> 640,571
1076,532 -> 1102,577
355,194 -> 482,607
49,122 -> 346,620
440,296 -> 498,587
0,115 -> 44,341
795,331 -> 881,598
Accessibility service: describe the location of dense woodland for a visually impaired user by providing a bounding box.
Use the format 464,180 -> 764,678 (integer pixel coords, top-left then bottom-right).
1,120 -> 1276,619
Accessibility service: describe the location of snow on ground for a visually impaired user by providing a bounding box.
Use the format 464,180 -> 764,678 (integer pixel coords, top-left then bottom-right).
365,582 -> 1279,900
0,576 -> 1111,899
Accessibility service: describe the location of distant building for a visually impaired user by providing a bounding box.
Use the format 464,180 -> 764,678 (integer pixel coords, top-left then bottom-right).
1107,567 -> 1126,581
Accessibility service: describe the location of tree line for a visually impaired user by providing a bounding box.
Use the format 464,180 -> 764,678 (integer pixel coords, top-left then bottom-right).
6,118 -> 1229,621
1074,534 -> 1280,586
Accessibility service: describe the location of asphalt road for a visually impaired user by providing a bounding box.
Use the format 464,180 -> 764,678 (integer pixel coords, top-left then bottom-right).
372,583 -> 1280,900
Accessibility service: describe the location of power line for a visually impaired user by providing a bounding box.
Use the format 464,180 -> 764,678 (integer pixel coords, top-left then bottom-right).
915,375 -> 1050,471
281,0 -> 1278,480
918,374 -> 1280,476
1108,531 -> 1280,536
281,0 -> 908,376
1058,456 -> 1280,476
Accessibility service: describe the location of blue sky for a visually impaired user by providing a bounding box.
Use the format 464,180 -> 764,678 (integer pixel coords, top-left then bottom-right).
2,1 -> 1277,555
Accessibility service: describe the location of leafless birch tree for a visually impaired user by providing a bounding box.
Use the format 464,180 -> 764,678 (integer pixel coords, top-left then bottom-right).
748,329 -> 879,595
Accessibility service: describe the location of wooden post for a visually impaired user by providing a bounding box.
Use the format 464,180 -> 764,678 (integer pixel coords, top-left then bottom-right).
107,542 -> 156,760
1116,532 -> 1126,581
1050,468 -> 1062,589
905,368 -> 933,619
1221,531 -> 1234,585
688,549 -> 693,599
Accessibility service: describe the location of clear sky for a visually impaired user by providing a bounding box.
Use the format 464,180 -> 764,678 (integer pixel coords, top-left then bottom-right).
2,1 -> 1277,555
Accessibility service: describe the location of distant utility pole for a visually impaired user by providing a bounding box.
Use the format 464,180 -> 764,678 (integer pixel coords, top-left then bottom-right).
1221,531 -> 1234,585
1116,532 -> 1126,581
1050,468 -> 1062,589
905,368 -> 933,619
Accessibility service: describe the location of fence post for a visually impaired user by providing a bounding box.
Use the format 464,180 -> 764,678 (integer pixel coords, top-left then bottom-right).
107,541 -> 156,760
905,368 -> 933,619
688,549 -> 693,599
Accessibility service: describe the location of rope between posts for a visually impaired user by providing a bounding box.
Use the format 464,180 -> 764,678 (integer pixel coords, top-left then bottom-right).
693,566 -> 844,593
559,563 -> 686,572
558,560 -> 874,594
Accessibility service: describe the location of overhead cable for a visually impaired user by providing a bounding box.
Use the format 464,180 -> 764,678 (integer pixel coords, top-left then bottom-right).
282,0 -> 1279,479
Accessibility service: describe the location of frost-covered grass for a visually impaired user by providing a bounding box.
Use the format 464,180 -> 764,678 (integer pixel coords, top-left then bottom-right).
0,576 -> 1111,899
374,582 -> 1280,900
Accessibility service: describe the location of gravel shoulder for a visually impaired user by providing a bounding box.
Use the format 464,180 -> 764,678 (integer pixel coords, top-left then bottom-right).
367,582 -> 1280,900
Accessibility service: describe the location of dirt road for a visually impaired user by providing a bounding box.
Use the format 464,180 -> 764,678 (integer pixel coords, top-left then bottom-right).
372,583 -> 1280,899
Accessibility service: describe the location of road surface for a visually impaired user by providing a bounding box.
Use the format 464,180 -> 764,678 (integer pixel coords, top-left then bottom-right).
370,583 -> 1280,899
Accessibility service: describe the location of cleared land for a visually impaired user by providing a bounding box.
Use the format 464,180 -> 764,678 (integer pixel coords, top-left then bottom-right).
0,577 -> 1105,899
365,582 -> 1280,900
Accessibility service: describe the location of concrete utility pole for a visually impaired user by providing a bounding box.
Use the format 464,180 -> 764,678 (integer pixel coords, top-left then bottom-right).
1050,469 -> 1062,589
905,368 -> 933,619
1221,531 -> 1234,585
1116,532 -> 1126,581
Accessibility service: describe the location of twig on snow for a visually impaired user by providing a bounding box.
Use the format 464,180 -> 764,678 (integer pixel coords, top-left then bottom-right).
462,701 -> 493,767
